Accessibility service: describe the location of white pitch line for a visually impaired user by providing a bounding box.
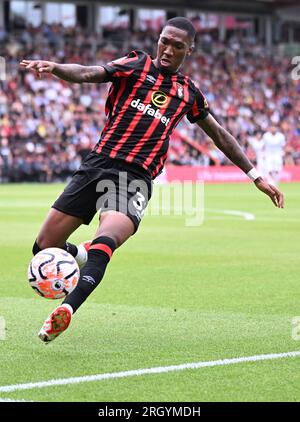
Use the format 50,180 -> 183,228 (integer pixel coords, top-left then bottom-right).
206,208 -> 256,221
0,398 -> 34,402
223,210 -> 255,221
147,208 -> 255,221
0,350 -> 300,394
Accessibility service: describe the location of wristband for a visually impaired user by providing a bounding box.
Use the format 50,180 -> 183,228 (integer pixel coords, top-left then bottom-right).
247,168 -> 260,181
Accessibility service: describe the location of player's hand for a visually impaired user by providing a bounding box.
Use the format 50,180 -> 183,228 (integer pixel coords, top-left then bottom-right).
254,177 -> 284,208
19,60 -> 56,78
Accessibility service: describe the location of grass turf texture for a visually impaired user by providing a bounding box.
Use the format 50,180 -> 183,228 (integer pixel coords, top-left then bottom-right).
0,182 -> 299,402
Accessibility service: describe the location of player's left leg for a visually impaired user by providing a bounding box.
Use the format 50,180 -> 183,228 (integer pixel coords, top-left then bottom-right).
62,210 -> 134,312
38,211 -> 135,342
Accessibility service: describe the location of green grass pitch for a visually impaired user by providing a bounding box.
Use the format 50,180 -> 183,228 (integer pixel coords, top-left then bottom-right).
0,182 -> 299,402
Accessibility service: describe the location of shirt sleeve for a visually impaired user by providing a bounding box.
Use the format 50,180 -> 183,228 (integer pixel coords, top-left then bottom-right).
186,89 -> 210,123
101,50 -> 144,82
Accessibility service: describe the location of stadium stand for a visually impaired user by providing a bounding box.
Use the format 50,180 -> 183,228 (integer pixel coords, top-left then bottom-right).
0,20 -> 299,182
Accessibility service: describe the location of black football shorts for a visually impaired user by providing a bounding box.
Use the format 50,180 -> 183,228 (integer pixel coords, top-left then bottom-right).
52,152 -> 152,232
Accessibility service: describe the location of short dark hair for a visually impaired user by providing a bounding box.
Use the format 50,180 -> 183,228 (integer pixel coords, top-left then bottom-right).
164,17 -> 196,41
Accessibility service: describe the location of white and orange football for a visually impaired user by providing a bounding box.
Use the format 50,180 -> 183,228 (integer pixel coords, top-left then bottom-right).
28,248 -> 79,299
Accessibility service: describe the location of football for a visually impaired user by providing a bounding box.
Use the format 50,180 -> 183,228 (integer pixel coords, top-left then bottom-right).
28,247 -> 79,299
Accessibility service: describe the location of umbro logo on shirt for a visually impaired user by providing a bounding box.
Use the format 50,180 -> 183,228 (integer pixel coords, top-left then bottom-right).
146,75 -> 156,84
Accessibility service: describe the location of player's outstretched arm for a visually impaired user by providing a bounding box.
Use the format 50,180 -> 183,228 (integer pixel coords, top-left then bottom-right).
20,60 -> 107,83
196,114 -> 284,208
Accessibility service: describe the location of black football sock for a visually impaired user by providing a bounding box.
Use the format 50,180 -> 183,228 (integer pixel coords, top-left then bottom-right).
32,240 -> 42,255
62,236 -> 116,313
32,240 -> 78,257
64,242 -> 78,258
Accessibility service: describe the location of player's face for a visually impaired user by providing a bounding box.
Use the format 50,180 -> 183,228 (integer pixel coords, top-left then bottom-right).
155,26 -> 193,72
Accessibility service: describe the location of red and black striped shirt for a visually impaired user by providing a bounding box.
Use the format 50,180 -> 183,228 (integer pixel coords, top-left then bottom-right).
94,50 -> 209,179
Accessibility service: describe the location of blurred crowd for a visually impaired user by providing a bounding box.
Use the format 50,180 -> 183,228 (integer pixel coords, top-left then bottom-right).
0,23 -> 299,182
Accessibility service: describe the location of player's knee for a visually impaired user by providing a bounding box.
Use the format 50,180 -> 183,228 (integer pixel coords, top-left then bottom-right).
99,212 -> 135,247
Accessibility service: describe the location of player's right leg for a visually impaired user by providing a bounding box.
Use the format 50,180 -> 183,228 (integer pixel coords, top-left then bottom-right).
32,208 -> 86,266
